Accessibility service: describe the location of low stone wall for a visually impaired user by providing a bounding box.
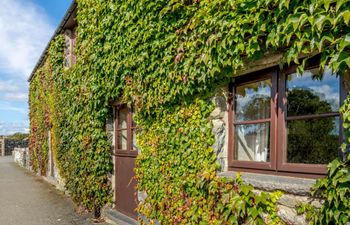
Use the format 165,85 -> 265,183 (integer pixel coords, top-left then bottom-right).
1,137 -> 29,156
0,138 -> 4,156
5,139 -> 28,156
12,145 -> 66,191
13,147 -> 30,169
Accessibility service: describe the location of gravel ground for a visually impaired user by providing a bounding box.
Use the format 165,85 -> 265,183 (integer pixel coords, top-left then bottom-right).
0,156 -> 109,225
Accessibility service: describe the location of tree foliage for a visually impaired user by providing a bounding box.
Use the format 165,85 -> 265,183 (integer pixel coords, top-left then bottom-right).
6,133 -> 29,140
287,89 -> 339,164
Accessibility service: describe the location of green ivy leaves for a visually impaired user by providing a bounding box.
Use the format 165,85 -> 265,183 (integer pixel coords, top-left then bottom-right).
134,99 -> 283,224
29,0 -> 350,222
29,36 -> 65,175
80,0 -> 349,112
29,35 -> 113,214
298,158 -> 350,225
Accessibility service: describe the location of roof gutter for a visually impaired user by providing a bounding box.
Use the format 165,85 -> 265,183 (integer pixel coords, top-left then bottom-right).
28,0 -> 77,82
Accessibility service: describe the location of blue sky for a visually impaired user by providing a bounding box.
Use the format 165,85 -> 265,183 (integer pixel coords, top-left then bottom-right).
0,0 -> 72,135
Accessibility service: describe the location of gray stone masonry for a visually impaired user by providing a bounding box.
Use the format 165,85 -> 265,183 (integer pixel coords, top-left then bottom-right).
0,137 -> 28,156
13,147 -> 29,169
210,87 -> 229,172
0,138 -> 4,156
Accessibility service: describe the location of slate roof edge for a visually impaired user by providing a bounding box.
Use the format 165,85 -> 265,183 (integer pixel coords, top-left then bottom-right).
28,0 -> 77,82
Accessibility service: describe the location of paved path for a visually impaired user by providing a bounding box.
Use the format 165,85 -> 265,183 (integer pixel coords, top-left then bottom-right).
0,156 -> 108,225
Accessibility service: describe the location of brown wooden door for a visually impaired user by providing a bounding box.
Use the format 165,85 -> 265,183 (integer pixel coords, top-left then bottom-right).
115,153 -> 138,219
114,105 -> 138,219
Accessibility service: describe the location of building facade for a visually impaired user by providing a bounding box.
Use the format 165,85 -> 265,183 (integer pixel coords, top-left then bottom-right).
28,1 -> 350,224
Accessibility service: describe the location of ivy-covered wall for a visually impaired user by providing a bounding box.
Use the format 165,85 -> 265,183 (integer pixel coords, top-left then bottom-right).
29,0 -> 350,224
29,37 -> 63,175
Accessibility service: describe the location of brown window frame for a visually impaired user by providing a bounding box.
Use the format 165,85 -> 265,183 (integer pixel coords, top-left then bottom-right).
228,69 -> 278,172
115,104 -> 137,157
228,60 -> 346,178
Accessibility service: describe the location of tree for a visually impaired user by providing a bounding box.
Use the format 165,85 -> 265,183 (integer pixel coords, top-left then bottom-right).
6,133 -> 29,140
287,89 -> 339,164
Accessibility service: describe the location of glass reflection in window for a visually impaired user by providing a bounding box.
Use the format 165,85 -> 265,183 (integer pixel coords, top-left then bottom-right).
118,130 -> 128,150
287,117 -> 339,164
118,107 -> 128,129
287,69 -> 339,116
235,79 -> 271,121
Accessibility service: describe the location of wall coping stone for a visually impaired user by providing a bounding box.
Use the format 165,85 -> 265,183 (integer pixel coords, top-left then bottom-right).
219,171 -> 316,196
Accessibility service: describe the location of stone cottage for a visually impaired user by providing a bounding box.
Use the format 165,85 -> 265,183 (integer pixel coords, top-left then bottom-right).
28,0 -> 350,224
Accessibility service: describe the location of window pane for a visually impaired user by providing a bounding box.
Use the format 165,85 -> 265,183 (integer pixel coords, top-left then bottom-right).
118,107 -> 128,129
287,117 -> 339,164
235,123 -> 270,162
235,79 -> 271,121
132,129 -> 139,151
117,130 -> 128,150
287,68 -> 339,116
64,30 -> 72,68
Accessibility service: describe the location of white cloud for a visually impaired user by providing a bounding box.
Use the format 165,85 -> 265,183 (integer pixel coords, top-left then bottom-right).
0,121 -> 29,135
0,79 -> 28,102
3,93 -> 28,101
0,105 -> 26,114
310,84 -> 340,111
0,80 -> 19,92
0,100 -> 27,114
0,0 -> 54,135
0,0 -> 54,78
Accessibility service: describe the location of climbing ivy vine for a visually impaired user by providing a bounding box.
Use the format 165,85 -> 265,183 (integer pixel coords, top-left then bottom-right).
135,99 -> 283,224
29,37 -> 64,175
29,0 -> 350,223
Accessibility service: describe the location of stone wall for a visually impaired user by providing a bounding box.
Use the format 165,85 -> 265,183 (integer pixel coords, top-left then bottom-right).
3,139 -> 29,156
0,138 -> 4,156
10,131 -> 65,191
210,87 -> 319,225
210,87 -> 230,172
13,147 -> 30,169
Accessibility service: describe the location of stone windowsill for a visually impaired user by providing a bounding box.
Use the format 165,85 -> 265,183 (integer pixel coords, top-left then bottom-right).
219,171 -> 317,196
